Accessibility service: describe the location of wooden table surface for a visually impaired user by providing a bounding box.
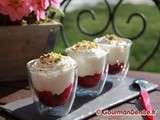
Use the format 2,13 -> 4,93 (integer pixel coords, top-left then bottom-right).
0,71 -> 160,120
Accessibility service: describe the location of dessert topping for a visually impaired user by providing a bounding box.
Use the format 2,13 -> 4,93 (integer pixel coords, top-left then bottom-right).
40,52 -> 64,64
105,34 -> 120,41
71,40 -> 99,51
105,34 -> 126,45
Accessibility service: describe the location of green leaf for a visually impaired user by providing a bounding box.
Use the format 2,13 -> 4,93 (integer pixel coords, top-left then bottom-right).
50,7 -> 64,17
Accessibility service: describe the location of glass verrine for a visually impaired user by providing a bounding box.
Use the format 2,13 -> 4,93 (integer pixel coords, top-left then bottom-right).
94,35 -> 132,81
27,53 -> 78,116
66,40 -> 109,96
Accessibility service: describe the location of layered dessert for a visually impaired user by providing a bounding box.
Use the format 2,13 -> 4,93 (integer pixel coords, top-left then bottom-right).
94,34 -> 132,74
66,40 -> 107,88
28,52 -> 77,107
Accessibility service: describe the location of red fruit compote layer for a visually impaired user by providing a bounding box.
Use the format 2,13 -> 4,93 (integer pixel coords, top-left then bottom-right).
29,52 -> 77,107
66,40 -> 108,88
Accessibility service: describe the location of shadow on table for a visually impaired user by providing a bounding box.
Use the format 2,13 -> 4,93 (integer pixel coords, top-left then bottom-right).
12,81 -> 113,120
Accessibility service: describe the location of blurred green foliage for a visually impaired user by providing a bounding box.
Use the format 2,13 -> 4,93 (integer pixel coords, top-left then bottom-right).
54,4 -> 160,73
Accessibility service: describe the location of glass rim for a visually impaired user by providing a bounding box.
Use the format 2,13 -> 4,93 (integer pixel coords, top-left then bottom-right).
26,59 -> 78,73
94,37 -> 133,47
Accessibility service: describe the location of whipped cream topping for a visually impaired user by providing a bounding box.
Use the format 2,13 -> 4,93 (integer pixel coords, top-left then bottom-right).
31,53 -> 77,72
66,40 -> 108,77
28,52 -> 77,95
66,40 -> 99,53
94,34 -> 132,65
94,34 -> 130,46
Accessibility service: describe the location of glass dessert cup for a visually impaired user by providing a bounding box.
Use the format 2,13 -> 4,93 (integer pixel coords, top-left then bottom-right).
66,40 -> 108,96
94,35 -> 132,82
27,56 -> 78,117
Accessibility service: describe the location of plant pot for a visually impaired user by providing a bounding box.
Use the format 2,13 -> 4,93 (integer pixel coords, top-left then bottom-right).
0,22 -> 61,82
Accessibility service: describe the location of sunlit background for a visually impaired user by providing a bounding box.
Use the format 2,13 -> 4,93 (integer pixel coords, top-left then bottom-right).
54,0 -> 160,73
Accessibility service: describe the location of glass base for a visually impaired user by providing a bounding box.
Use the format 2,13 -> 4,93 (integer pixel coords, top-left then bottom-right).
35,79 -> 77,117
107,63 -> 129,82
76,74 -> 107,97
107,74 -> 122,82
37,103 -> 70,117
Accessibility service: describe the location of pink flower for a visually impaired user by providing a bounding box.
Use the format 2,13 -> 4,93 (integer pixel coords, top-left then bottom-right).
0,0 -> 32,22
0,6 -> 7,15
49,0 -> 60,8
31,0 -> 49,21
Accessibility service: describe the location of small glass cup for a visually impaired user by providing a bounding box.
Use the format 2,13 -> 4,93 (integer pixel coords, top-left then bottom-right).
66,50 -> 109,96
95,37 -> 132,81
27,59 -> 78,117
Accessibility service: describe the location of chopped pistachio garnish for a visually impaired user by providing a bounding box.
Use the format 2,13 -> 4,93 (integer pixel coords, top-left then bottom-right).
40,52 -> 64,64
105,34 -> 121,41
72,40 -> 99,51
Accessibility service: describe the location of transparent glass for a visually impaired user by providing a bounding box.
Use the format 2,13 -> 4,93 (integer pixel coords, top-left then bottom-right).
77,64 -> 109,96
27,59 -> 78,117
107,63 -> 130,82
96,38 -> 132,81
67,52 -> 109,96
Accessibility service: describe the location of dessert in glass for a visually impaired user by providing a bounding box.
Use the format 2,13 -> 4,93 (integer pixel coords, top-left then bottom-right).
65,40 -> 108,96
94,34 -> 132,81
27,52 -> 78,116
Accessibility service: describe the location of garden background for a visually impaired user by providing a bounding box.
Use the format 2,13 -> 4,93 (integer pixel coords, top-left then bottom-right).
54,0 -> 160,73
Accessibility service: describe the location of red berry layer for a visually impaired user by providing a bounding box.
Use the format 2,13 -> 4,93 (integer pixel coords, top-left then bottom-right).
37,84 -> 73,107
78,73 -> 101,88
108,62 -> 124,74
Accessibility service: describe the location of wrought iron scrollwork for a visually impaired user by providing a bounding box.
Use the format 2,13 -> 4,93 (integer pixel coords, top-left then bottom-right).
112,0 -> 147,40
60,0 -> 160,70
60,0 -> 72,47
153,0 -> 160,10
137,0 -> 160,70
76,0 -> 147,40
112,12 -> 146,40
137,36 -> 160,70
77,0 -> 111,36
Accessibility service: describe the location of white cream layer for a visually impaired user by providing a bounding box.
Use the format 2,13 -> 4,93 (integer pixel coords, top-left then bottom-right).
94,37 -> 132,65
29,57 -> 77,95
66,48 -> 107,77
